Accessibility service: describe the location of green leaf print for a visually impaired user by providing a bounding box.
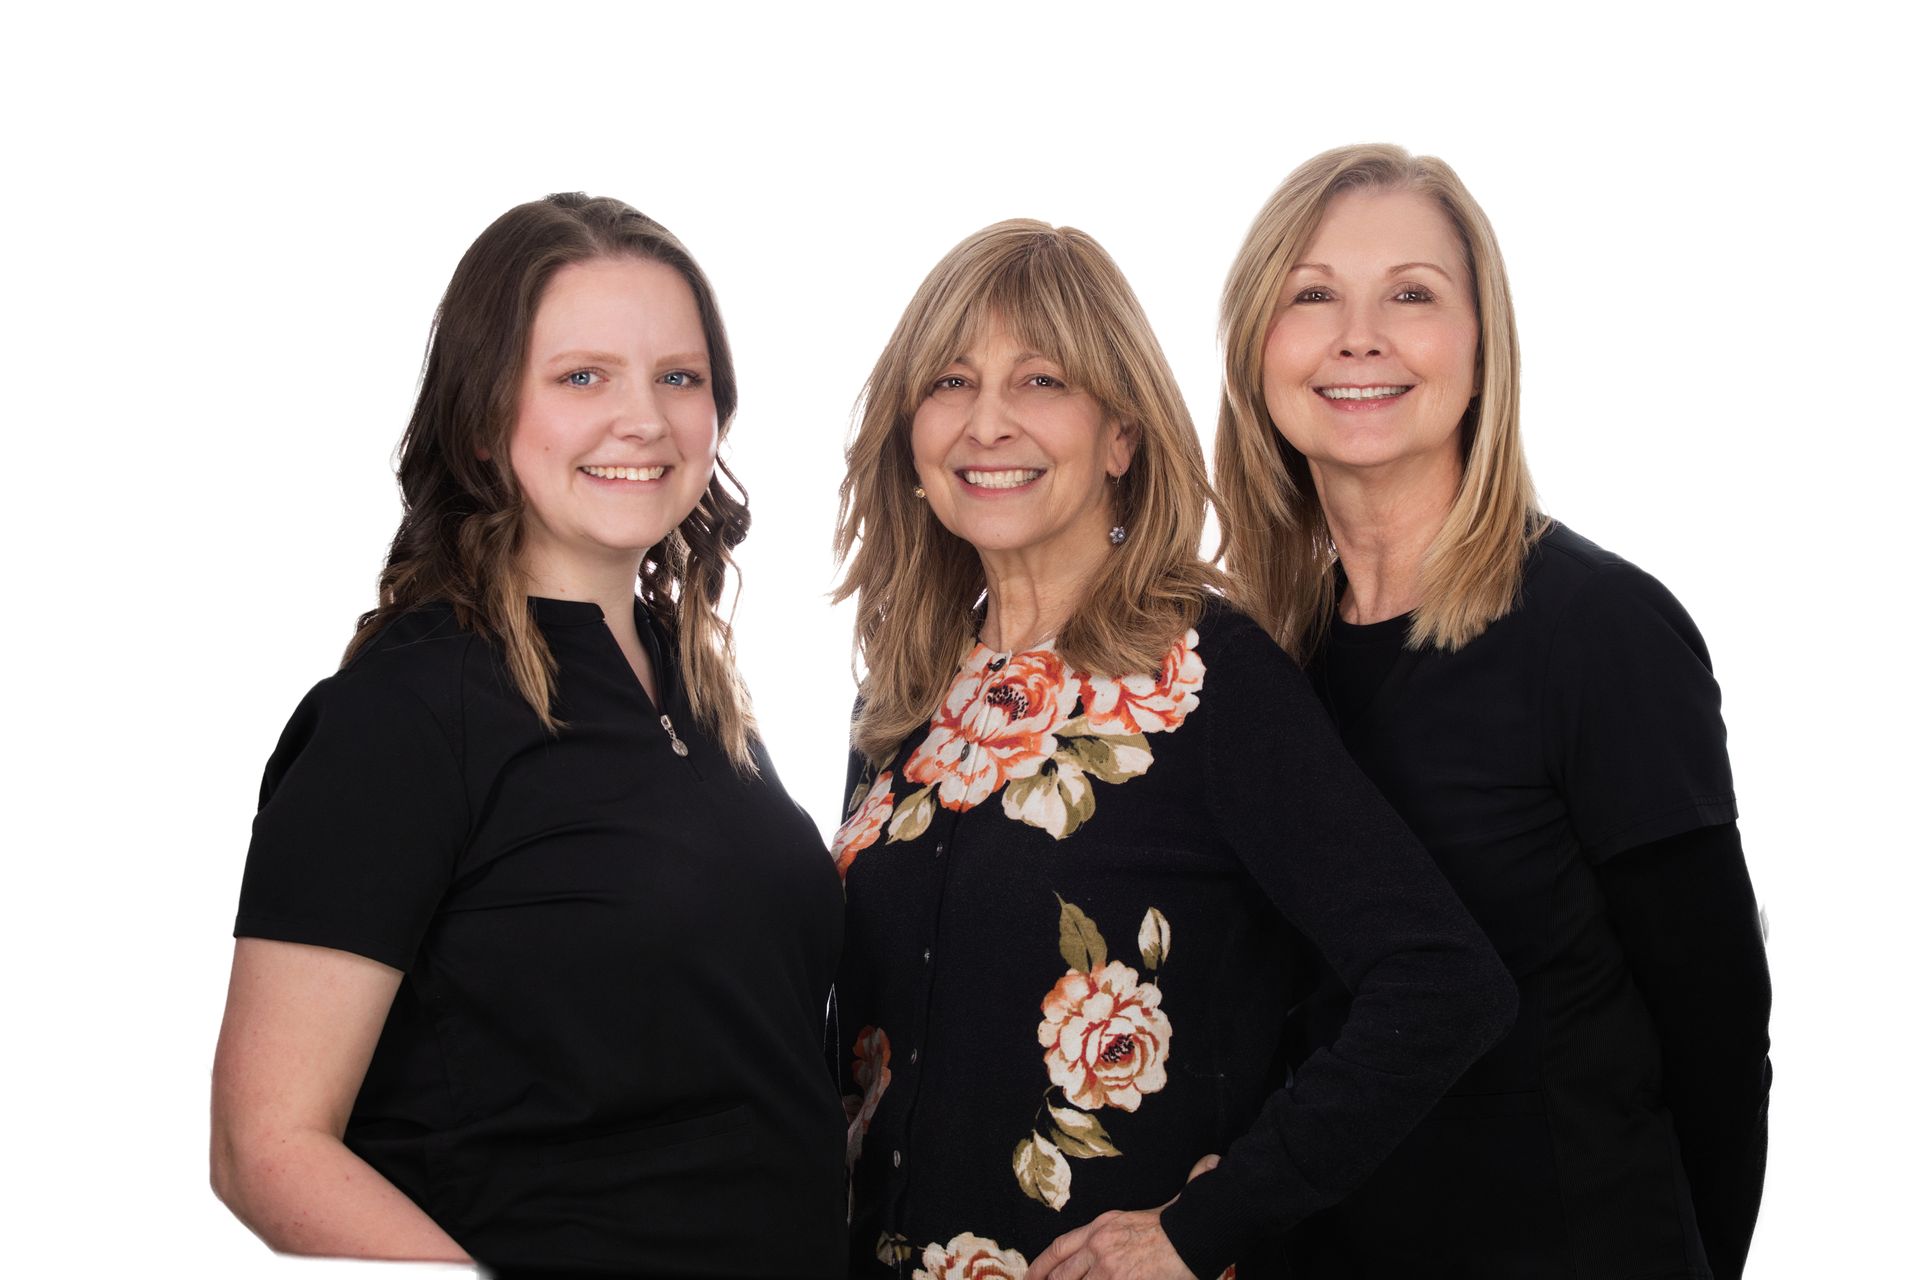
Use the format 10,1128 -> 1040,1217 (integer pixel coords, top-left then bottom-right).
1055,895 -> 1108,973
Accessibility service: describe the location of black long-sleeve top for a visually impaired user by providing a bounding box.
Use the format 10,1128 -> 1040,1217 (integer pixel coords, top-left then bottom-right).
1296,523 -> 1772,1278
831,599 -> 1516,1279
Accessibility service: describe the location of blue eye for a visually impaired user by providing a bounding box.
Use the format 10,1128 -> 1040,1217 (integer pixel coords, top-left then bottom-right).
661,370 -> 706,388
565,370 -> 598,387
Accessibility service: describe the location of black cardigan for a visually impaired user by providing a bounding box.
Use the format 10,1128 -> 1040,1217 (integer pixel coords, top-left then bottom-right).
832,599 -> 1516,1279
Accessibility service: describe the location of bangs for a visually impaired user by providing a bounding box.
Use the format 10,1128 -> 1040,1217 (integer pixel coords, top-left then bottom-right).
898,231 -> 1133,419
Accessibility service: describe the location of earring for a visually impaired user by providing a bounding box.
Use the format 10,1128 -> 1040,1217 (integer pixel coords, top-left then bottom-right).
1109,525 -> 1128,546
912,485 -> 927,499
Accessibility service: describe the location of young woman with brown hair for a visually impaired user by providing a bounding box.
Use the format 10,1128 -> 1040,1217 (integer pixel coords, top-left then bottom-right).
210,194 -> 845,1275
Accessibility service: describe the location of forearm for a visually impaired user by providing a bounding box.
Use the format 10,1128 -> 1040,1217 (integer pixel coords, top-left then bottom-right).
1597,822 -> 1770,1277
212,1126 -> 470,1262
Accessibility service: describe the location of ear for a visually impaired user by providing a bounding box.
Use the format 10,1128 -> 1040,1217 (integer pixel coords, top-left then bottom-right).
475,444 -> 492,461
1105,419 -> 1139,479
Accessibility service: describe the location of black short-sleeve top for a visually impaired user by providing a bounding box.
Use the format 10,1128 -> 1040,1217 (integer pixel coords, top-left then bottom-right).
1299,523 -> 1738,1277
235,599 -> 847,1276
831,600 -> 1515,1280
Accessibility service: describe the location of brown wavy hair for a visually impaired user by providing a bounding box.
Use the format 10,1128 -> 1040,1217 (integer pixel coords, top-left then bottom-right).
345,193 -> 759,770
835,219 -> 1223,764
1215,143 -> 1545,659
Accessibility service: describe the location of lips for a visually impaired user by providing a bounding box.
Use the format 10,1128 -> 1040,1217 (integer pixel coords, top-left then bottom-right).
960,468 -> 1045,489
580,464 -> 668,481
1316,385 -> 1410,401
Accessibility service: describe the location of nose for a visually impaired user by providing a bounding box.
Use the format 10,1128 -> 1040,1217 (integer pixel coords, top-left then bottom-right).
1336,301 -> 1388,359
613,378 -> 667,442
964,384 -> 1018,446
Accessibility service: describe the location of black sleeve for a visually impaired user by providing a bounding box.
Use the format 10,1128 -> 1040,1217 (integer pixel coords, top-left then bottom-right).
1597,822 -> 1770,1280
1546,565 -> 1738,861
234,669 -> 469,971
1158,628 -> 1519,1277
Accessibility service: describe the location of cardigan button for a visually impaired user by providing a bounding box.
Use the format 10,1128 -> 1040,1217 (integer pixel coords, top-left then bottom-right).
922,947 -> 932,964
909,1047 -> 920,1065
892,1149 -> 902,1168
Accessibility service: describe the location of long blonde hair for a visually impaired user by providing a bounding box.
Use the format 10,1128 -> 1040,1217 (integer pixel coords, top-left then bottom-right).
835,219 -> 1222,764
1215,143 -> 1544,659
346,194 -> 760,771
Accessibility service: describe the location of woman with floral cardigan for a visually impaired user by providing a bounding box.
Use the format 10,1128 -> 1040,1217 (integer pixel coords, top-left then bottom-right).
829,219 -> 1517,1280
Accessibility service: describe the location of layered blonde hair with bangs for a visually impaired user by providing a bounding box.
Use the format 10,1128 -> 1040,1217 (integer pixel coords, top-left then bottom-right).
835,219 -> 1223,764
1215,143 -> 1545,659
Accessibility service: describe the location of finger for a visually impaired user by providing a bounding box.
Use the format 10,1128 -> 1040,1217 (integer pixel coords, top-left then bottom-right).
1027,1227 -> 1091,1280
1186,1152 -> 1221,1181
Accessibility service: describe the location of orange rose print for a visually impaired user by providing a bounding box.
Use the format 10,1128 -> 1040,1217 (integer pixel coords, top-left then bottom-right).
832,771 -> 894,876
912,1232 -> 1030,1280
904,646 -> 1073,810
1037,960 -> 1171,1113
1077,627 -> 1204,735
844,1026 -> 891,1167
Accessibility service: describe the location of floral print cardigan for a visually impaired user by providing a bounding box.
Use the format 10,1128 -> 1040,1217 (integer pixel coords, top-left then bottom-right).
833,602 -> 1517,1280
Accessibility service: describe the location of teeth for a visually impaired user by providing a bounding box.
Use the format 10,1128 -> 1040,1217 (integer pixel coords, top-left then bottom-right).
1319,386 -> 1411,401
963,469 -> 1043,489
582,465 -> 667,481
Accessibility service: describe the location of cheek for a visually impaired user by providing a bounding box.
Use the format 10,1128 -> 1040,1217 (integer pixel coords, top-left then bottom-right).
1406,317 -> 1479,386
908,403 -> 946,468
1261,320 -> 1317,391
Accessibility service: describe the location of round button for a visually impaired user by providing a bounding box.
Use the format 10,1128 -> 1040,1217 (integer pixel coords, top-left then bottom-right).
934,842 -> 945,856
909,1048 -> 920,1065
922,947 -> 932,964
891,1149 -> 902,1168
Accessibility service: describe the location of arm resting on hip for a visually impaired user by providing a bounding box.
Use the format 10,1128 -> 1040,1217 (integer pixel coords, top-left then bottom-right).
210,937 -> 472,1263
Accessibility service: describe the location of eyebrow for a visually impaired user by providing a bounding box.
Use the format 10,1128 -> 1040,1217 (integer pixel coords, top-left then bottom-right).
541,350 -> 710,368
543,349 -> 627,368
1288,260 -> 1455,281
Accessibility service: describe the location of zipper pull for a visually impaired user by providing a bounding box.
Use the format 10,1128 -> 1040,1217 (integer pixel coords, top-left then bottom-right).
661,714 -> 690,757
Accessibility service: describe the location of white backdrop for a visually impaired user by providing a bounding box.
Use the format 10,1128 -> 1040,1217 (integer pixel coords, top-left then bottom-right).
5,2 -> 1909,1274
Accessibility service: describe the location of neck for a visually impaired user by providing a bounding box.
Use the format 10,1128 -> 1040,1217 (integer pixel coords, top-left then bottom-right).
519,547 -> 660,703
976,537 -> 1108,653
519,548 -> 644,624
1311,453 -> 1462,625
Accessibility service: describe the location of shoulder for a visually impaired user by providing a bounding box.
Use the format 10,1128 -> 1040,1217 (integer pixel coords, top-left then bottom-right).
1525,524 -> 1705,640
1194,594 -> 1301,671
1189,594 -> 1316,707
1524,523 -> 1716,675
305,606 -> 485,741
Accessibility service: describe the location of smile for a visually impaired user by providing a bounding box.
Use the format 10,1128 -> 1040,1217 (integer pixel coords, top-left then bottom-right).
961,469 -> 1045,489
1317,386 -> 1411,401
581,465 -> 668,481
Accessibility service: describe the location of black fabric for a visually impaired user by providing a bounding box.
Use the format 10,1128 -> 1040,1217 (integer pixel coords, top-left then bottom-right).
1597,824 -> 1770,1280
236,600 -> 847,1277
834,600 -> 1515,1279
1293,523 -> 1768,1279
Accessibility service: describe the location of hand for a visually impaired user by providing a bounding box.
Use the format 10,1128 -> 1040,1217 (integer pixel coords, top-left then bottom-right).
1026,1154 -> 1219,1280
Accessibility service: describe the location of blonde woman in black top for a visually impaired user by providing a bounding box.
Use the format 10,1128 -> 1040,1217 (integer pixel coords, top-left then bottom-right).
210,195 -> 845,1274
1214,144 -> 1772,1278
830,219 -> 1516,1280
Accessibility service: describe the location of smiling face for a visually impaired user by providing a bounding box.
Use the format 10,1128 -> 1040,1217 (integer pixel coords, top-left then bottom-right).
910,316 -> 1135,571
508,256 -> 719,589
1261,188 -> 1480,489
